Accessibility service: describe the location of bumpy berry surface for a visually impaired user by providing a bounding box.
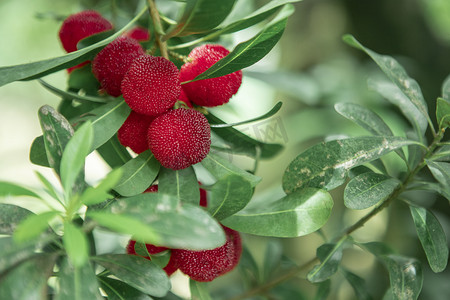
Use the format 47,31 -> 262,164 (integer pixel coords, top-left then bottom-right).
117,111 -> 155,154
122,55 -> 181,116
148,108 -> 211,170
92,36 -> 145,97
171,226 -> 242,282
124,26 -> 150,42
180,44 -> 242,107
178,88 -> 193,108
59,10 -> 113,53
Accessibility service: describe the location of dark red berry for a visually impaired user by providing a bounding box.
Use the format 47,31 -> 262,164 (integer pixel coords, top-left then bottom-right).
124,26 -> 151,42
117,111 -> 155,154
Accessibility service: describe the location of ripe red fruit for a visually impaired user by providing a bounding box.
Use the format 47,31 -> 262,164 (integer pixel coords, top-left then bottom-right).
59,10 -> 113,53
92,36 -> 145,97
121,55 -> 181,116
180,44 -> 242,107
117,111 -> 155,154
124,26 -> 151,42
147,108 -> 211,170
170,226 -> 242,282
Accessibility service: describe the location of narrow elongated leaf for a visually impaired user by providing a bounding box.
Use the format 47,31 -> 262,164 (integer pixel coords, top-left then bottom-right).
262,240 -> 283,282
0,204 -> 34,235
221,188 -> 333,237
426,160 -> 450,187
190,5 -> 294,81
39,79 -> 110,103
432,145 -> 450,162
114,150 -> 160,197
92,254 -> 170,297
35,171 -> 63,202
0,237 -> 37,274
209,175 -> 253,220
30,135 -> 50,167
0,7 -> 147,87
307,241 -> 345,283
13,211 -> 59,243
63,222 -> 89,267
383,255 -> 423,300
314,280 -> 331,300
409,206 -> 448,273
0,254 -> 57,300
98,276 -> 153,300
344,172 -> 401,210
158,166 -> 199,207
358,241 -> 394,257
60,121 -> 93,195
0,182 -> 41,199
414,182 -> 450,202
282,136 -> 419,193
436,97 -> 450,128
165,0 -> 237,38
201,152 -> 261,187
190,280 -> 212,300
56,257 -> 103,300
80,168 -> 122,206
443,74 -> 450,101
343,35 -> 430,127
96,134 -> 132,168
341,268 -> 373,300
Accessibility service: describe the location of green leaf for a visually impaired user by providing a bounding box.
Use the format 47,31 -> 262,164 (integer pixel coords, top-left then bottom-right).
314,280 -> 331,300
0,7 -> 148,87
341,268 -> 373,300
165,0 -> 237,38
67,62 -> 101,95
383,255 -> 423,300
432,144 -> 450,162
38,105 -> 74,175
282,136 -> 420,193
190,280 -> 212,300
96,134 -> 132,168
60,121 -> 93,196
443,74 -> 450,101
92,254 -> 170,297
436,97 -> 450,128
39,79 -> 110,103
13,211 -> 59,243
0,237 -> 37,274
209,175 -> 253,220
63,222 -> 89,267
30,135 -> 50,167
409,206 -> 448,273
221,188 -> 333,237
201,152 -> 261,187
98,276 -> 153,300
0,204 -> 34,235
35,171 -> 63,202
211,102 -> 282,128
158,166 -> 199,207
426,160 -> 450,187
189,5 -> 294,82
344,172 -> 401,210
0,181 -> 41,199
0,253 -> 57,300
413,182 -> 450,203
343,34 -> 430,129
358,241 -> 395,257
307,241 -> 345,283
262,239 -> 283,282
80,168 -> 122,206
55,257 -> 103,300
114,150 -> 160,197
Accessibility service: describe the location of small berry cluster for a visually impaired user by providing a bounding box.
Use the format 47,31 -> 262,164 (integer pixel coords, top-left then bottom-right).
59,10 -> 242,170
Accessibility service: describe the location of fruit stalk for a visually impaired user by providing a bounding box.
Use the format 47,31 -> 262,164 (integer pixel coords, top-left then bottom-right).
147,0 -> 168,59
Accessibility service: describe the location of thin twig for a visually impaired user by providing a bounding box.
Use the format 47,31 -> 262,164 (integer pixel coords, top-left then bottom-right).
147,0 -> 168,59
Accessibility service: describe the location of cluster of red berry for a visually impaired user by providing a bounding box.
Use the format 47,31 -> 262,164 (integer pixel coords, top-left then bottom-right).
58,10 -> 243,282
59,10 -> 242,170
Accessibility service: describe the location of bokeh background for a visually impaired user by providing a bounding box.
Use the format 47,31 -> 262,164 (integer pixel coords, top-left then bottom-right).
0,0 -> 449,299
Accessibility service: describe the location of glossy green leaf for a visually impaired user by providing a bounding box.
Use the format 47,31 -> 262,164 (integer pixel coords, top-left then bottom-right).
343,34 -> 430,128
67,62 -> 101,95
113,150 -> 160,197
63,222 -> 89,267
442,74 -> 450,101
0,181 -> 41,199
60,121 -> 93,196
201,152 -> 261,187
436,97 -> 450,128
344,172 -> 401,210
38,105 -> 74,175
409,205 -> 448,273
92,254 -> 170,297
190,280 -> 212,300
0,7 -> 147,87
0,237 -> 37,274
383,255 -> 423,300
211,102 -> 282,128
307,241 -> 345,283
222,188 -> 333,237
426,160 -> 450,187
96,134 -> 132,168
98,276 -> 153,300
190,5 -> 294,81
314,280 -> 331,300
158,166 -> 199,207
209,174 -> 253,220
39,79 -> 109,103
432,144 -> 450,162
55,257 -> 103,300
165,0 -> 237,38
358,241 -> 395,257
283,136 -> 419,193
35,171 -> 63,202
414,182 -> 450,202
30,135 -> 50,167
341,268 -> 373,300
80,168 -> 122,206
0,253 -> 57,300
0,204 -> 34,235
13,211 -> 59,243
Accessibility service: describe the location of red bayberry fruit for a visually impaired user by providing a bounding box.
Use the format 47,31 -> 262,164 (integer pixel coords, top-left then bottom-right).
92,36 -> 145,97
178,88 -> 193,108
124,26 -> 151,42
59,10 -> 113,53
117,111 -> 155,154
121,55 -> 181,116
171,226 -> 242,282
147,108 -> 211,170
180,44 -> 242,107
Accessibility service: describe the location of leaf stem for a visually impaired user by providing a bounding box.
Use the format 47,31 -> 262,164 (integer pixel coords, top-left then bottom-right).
147,0 -> 168,59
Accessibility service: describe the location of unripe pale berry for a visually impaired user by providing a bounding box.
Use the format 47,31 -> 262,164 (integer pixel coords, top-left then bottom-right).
180,44 -> 242,107
148,108 -> 211,170
117,111 -> 155,154
121,55 -> 181,116
92,36 -> 145,97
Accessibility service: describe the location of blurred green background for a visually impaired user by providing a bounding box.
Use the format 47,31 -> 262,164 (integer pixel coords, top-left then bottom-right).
0,0 -> 449,299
